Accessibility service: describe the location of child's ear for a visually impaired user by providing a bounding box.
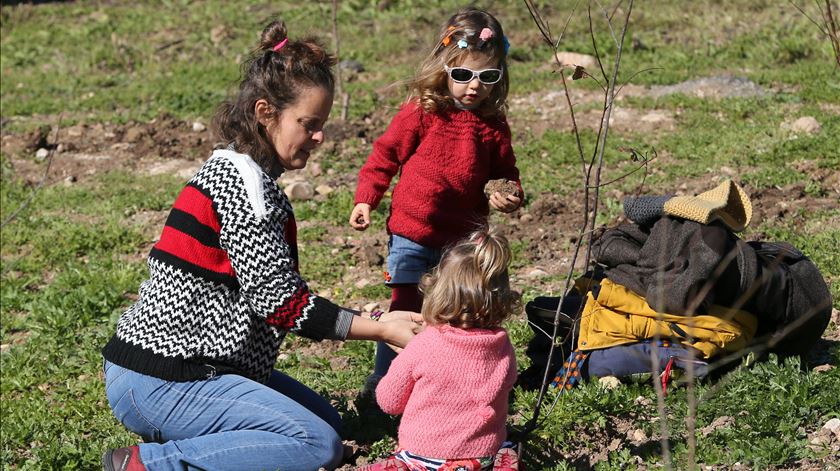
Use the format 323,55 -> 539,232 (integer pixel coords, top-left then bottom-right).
254,99 -> 274,126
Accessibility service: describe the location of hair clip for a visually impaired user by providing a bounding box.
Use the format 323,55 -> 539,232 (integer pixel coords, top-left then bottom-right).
441,25 -> 456,47
502,36 -> 510,55
476,27 -> 494,50
457,39 -> 468,49
272,38 -> 288,52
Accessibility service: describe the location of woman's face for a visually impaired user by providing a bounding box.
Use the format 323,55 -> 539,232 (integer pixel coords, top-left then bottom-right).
261,86 -> 333,171
446,53 -> 498,110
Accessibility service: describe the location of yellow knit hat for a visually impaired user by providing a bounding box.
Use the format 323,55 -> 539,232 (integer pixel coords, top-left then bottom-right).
663,179 -> 753,231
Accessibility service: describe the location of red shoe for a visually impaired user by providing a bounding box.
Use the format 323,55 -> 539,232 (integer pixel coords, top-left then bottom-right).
102,445 -> 146,471
493,447 -> 520,471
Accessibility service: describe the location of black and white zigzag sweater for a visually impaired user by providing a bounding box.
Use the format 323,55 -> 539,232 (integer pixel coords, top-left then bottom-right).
102,149 -> 354,383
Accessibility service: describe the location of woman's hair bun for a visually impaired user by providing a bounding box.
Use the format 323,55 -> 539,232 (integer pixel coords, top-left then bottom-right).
258,20 -> 288,51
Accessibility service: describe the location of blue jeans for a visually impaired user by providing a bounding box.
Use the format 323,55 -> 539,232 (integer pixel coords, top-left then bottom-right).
385,234 -> 443,285
104,361 -> 343,471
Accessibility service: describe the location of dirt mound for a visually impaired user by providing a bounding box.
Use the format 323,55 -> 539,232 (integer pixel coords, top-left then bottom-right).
1,114 -> 213,185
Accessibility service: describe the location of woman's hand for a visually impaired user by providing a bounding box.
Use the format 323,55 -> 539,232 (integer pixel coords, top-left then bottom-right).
346,309 -> 423,348
381,318 -> 423,350
383,310 -> 424,324
489,192 -> 522,213
349,203 -> 371,230
380,310 -> 423,350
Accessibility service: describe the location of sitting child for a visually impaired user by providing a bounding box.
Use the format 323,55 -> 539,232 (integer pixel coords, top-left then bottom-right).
358,229 -> 521,471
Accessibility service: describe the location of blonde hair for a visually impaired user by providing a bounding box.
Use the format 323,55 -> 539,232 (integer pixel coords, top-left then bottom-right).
420,229 -> 521,329
408,7 -> 509,118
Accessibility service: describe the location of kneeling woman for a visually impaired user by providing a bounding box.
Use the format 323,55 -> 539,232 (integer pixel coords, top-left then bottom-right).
101,20 -> 419,471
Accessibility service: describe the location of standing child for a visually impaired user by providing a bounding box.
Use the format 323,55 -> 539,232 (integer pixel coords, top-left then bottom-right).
358,229 -> 521,471
349,7 -> 524,395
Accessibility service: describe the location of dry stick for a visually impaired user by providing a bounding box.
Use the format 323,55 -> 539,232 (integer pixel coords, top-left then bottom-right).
791,0 -> 840,68
519,2 -> 593,435
825,0 -> 840,68
519,0 -> 638,453
331,0 -> 349,120
1,115 -> 64,230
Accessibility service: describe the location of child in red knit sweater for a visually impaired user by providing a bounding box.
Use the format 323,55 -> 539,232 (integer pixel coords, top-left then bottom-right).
349,7 -> 524,399
357,229 -> 521,471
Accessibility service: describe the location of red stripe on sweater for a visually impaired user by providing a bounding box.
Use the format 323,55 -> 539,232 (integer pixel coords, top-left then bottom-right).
267,287 -> 309,329
155,226 -> 234,276
173,185 -> 221,233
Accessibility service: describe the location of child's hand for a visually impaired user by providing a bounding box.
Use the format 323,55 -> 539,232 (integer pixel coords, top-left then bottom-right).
489,192 -> 522,213
349,203 -> 372,230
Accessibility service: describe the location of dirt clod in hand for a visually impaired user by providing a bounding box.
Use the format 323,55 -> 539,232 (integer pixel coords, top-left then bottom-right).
484,179 -> 520,199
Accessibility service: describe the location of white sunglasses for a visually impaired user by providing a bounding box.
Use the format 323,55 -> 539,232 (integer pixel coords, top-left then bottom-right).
444,65 -> 504,85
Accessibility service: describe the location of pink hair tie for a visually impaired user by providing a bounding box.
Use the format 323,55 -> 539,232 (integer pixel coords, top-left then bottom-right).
272,38 -> 288,52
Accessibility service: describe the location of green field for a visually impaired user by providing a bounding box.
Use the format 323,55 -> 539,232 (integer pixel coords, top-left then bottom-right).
2,0 -> 839,469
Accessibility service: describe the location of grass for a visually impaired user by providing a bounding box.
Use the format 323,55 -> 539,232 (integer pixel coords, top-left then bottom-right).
2,0 -> 840,469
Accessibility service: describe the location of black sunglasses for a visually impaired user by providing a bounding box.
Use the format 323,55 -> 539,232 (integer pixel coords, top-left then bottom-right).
444,66 -> 503,85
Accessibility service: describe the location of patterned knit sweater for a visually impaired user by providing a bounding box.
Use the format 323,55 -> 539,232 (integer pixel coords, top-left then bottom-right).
102,149 -> 354,383
354,103 -> 522,249
376,324 -> 517,458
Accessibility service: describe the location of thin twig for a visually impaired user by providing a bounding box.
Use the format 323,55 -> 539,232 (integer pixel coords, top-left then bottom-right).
594,0 -> 620,47
588,4 -> 610,85
554,0 -> 583,50
519,0 -> 641,452
332,0 -> 350,120
1,115 -> 64,229
825,0 -> 840,68
586,152 -> 654,188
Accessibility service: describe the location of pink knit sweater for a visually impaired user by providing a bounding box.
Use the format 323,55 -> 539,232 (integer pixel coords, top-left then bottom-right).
376,324 -> 517,458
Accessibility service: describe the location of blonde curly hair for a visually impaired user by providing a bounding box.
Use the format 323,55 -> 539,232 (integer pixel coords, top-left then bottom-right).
420,228 -> 521,329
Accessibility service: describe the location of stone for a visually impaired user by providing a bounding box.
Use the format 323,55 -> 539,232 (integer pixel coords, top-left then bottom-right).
700,416 -> 735,437
308,162 -> 322,177
519,213 -> 534,222
35,148 -> 50,160
315,184 -> 333,196
631,428 -> 647,443
554,51 -> 597,71
284,181 -> 315,201
192,121 -> 207,132
790,116 -> 821,134
824,418 -> 840,438
634,395 -> 652,406
354,279 -> 370,289
363,302 -> 381,313
526,268 -> 549,279
123,126 -> 145,143
340,59 -> 365,73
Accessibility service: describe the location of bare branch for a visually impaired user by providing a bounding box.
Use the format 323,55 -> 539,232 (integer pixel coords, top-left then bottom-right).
790,0 -> 829,34
523,0 -> 555,45
555,0 -> 584,49
586,149 -> 655,188
594,0 -> 620,47
588,4 -> 610,84
1,115 -> 64,229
